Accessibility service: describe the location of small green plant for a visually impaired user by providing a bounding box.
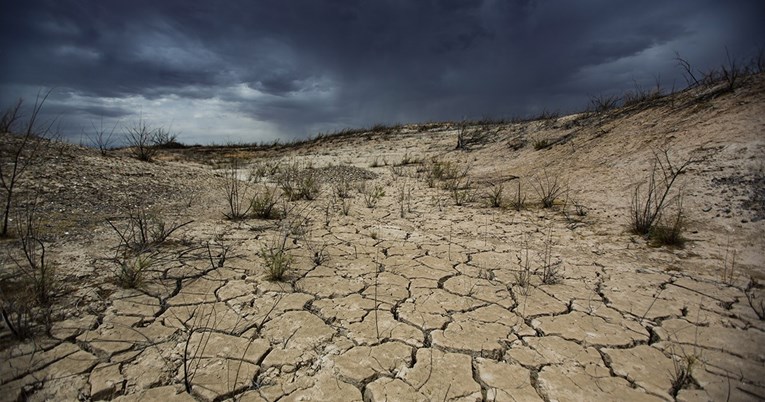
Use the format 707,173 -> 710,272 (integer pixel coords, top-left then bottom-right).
745,277 -> 764,320
531,170 -> 564,208
397,152 -> 419,166
398,182 -> 413,218
450,177 -> 474,206
222,158 -> 252,220
630,149 -> 694,235
649,197 -> 686,247
334,178 -> 354,199
533,139 -> 550,150
279,160 -> 321,201
515,235 -> 532,296
669,346 -> 699,397
361,182 -> 385,208
509,179 -> 525,211
0,297 -> 35,340
261,234 -> 291,281
721,238 -> 738,284
538,225 -> 563,285
340,197 -> 351,216
309,242 -> 328,266
10,201 -> 55,306
250,185 -> 282,219
487,182 -> 504,208
107,208 -> 192,253
114,252 -> 155,289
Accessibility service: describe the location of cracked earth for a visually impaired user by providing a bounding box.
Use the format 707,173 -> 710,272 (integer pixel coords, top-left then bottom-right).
2,77 -> 765,401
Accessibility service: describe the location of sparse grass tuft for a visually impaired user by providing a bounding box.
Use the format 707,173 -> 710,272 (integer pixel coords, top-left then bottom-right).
486,182 -> 505,208
538,225 -> 563,285
361,182 -> 385,208
745,277 -> 764,320
669,349 -> 699,397
649,199 -> 686,247
250,185 -> 282,219
222,158 -> 252,220
630,149 -> 693,236
532,139 -> 550,150
107,208 -> 192,253
114,252 -> 155,289
279,160 -> 321,201
261,234 -> 291,281
531,170 -> 564,208
509,179 -> 525,211
9,200 -> 56,306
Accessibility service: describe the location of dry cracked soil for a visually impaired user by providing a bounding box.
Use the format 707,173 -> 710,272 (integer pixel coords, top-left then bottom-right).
1,76 -> 765,401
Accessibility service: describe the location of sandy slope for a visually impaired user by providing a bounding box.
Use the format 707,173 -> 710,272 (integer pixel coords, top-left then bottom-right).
1,74 -> 764,401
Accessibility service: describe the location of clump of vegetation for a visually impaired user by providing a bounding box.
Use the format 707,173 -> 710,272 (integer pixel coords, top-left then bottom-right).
649,197 -> 686,247
10,201 -> 56,306
398,182 -> 413,218
531,170 -> 565,208
279,160 -> 321,201
538,226 -> 563,285
107,208 -> 192,254
222,158 -> 252,220
486,182 -> 505,208
509,179 -> 526,211
84,118 -> 118,156
397,152 -> 420,166
532,138 -> 550,150
360,182 -> 385,208
334,178 -> 354,199
250,185 -> 282,219
745,277 -> 764,320
261,233 -> 291,281
669,345 -> 699,397
630,149 -> 694,236
114,252 -> 155,289
124,117 -> 179,162
1,91 -> 55,238
3,200 -> 56,339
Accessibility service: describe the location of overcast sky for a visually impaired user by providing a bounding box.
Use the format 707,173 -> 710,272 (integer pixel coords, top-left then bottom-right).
1,1 -> 763,144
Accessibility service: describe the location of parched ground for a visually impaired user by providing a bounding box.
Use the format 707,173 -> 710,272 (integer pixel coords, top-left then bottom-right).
1,75 -> 764,401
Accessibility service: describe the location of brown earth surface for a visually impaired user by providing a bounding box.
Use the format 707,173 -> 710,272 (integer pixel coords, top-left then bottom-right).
1,75 -> 764,401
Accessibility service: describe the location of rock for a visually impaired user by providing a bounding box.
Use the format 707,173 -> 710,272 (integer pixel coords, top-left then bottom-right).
603,345 -> 675,399
261,310 -> 335,349
346,310 -> 424,347
112,385 -> 196,401
431,320 -> 516,359
50,314 -> 98,340
537,364 -> 665,402
475,358 -> 543,401
111,294 -> 162,317
89,362 -> 125,400
398,348 -> 482,401
187,357 -> 259,402
505,335 -> 603,368
655,319 -> 765,360
332,342 -> 412,385
185,331 -> 270,364
532,311 -> 649,347
280,371 -> 362,401
364,378 -> 427,402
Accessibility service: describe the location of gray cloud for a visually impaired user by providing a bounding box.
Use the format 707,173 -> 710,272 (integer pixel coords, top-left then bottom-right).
1,0 -> 763,143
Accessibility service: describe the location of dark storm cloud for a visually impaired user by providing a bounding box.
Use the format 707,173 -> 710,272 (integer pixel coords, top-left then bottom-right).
1,0 -> 763,142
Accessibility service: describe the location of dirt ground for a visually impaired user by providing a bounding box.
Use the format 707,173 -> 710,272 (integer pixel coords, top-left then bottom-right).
1,75 -> 764,401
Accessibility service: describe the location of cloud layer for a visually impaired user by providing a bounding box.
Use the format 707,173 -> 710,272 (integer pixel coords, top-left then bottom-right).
1,0 -> 763,143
